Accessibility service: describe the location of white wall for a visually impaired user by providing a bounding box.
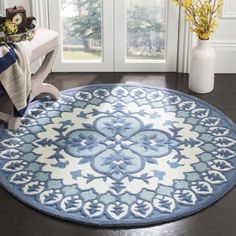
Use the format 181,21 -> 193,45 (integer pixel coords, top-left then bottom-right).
2,0 -> 31,15
211,0 -> 236,73
9,0 -> 31,12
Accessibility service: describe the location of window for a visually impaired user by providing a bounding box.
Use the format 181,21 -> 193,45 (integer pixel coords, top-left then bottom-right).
49,0 -> 179,72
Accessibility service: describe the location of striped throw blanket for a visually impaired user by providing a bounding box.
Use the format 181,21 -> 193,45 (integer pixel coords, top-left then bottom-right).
0,42 -> 31,117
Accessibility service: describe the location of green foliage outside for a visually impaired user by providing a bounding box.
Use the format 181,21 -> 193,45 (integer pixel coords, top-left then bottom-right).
63,49 -> 102,61
62,0 -> 101,50
62,0 -> 166,60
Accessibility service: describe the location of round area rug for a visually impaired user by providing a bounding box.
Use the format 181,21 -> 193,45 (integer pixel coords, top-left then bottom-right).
0,84 -> 235,227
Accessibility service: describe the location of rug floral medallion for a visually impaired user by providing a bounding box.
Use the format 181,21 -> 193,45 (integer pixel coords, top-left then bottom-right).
0,84 -> 235,226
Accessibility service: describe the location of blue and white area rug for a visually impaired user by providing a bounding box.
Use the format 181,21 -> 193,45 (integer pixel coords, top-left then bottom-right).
0,84 -> 236,227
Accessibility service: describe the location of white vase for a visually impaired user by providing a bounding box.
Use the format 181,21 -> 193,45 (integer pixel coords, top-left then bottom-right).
189,39 -> 216,94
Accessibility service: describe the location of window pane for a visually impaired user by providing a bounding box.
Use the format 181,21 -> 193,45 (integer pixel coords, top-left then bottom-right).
61,0 -> 102,61
127,0 -> 167,61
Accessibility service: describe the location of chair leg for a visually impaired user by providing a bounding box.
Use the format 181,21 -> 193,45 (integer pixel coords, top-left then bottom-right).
31,49 -> 61,102
31,50 -> 57,85
31,82 -> 61,101
8,117 -> 22,130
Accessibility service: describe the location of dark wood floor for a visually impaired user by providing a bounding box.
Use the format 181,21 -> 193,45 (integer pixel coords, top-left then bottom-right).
0,73 -> 236,236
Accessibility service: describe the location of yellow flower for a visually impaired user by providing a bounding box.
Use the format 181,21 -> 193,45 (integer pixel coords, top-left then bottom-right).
172,0 -> 223,40
3,20 -> 18,36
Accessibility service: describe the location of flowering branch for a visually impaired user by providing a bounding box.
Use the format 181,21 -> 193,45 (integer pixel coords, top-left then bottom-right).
172,0 -> 224,40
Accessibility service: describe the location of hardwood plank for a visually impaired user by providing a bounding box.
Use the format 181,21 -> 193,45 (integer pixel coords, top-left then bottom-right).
0,73 -> 235,236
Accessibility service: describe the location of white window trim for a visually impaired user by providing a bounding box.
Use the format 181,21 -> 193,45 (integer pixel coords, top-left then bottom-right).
31,0 -> 49,28
177,9 -> 193,73
0,0 -> 6,15
30,0 -> 193,73
47,0 -> 114,72
114,0 -> 180,72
